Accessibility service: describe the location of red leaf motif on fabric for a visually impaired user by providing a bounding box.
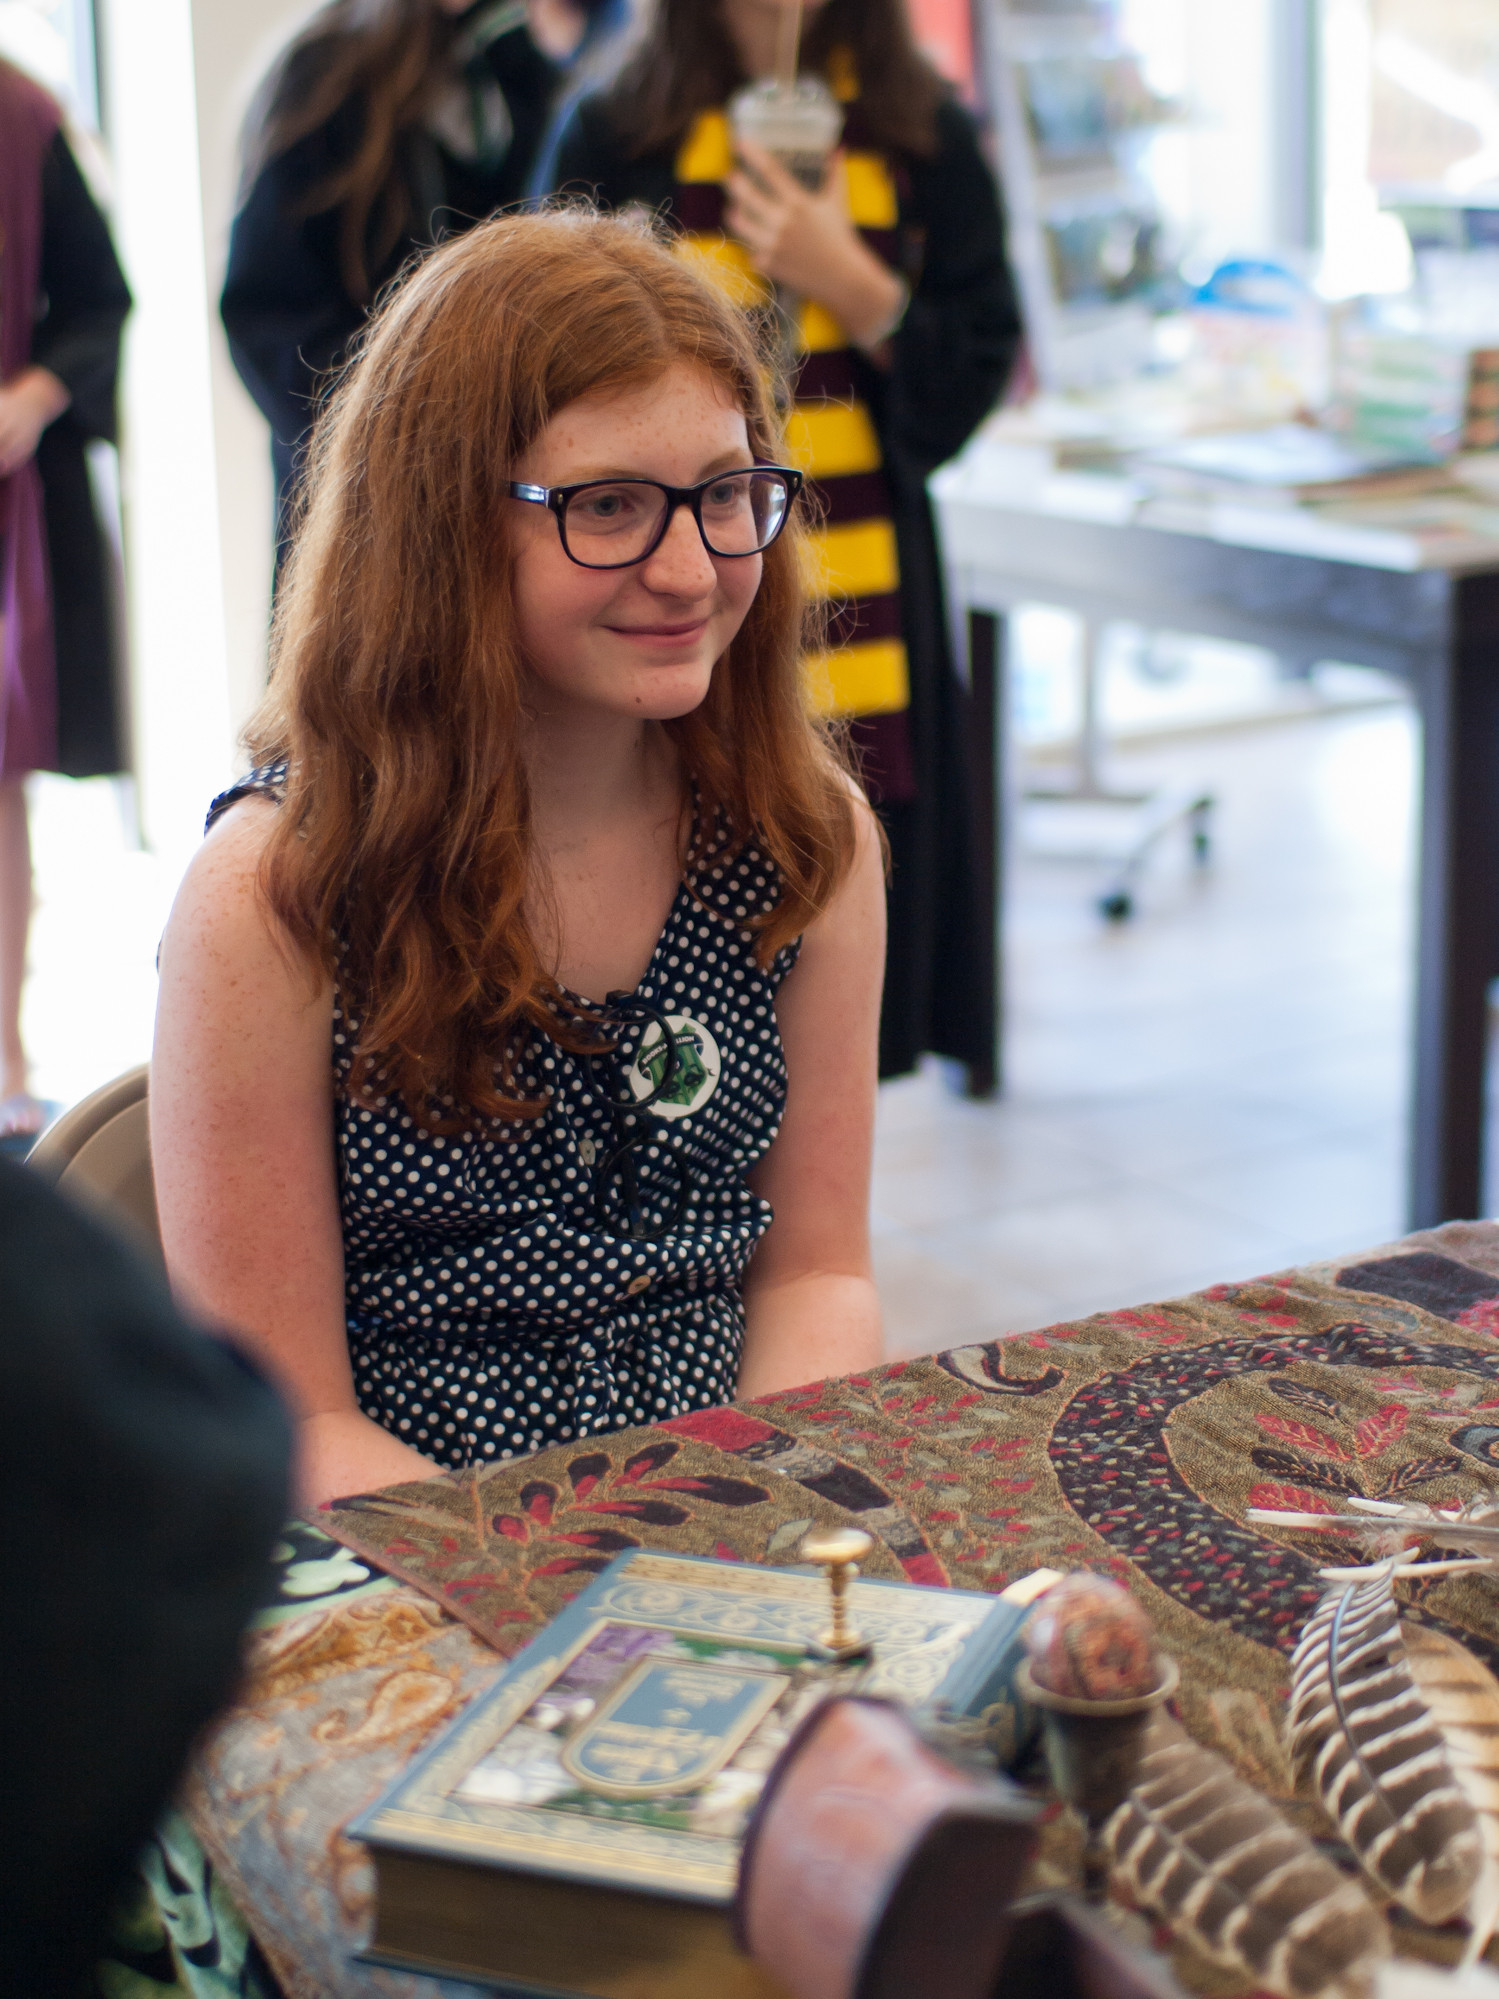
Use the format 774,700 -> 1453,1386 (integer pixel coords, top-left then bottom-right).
1247,1482 -> 1336,1515
520,1480 -> 557,1524
551,1530 -> 641,1552
642,1475 -> 771,1508
582,1499 -> 691,1526
663,1408 -> 780,1450
530,1556 -> 613,1579
1355,1404 -> 1408,1459
1254,1413 -> 1351,1461
383,1536 -> 420,1558
492,1514 -> 529,1543
619,1441 -> 680,1483
1113,1310 -> 1188,1345
445,1574 -> 500,1600
566,1453 -> 611,1500
713,1542 -> 744,1561
1457,1298 -> 1499,1338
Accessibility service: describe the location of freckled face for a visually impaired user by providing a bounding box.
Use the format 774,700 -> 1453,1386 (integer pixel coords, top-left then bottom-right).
508,363 -> 765,724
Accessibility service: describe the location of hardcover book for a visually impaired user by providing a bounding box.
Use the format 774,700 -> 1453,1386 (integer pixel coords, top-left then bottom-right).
349,1548 -> 1046,1999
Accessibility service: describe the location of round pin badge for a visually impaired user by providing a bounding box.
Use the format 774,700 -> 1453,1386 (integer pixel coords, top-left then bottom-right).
625,1014 -> 722,1121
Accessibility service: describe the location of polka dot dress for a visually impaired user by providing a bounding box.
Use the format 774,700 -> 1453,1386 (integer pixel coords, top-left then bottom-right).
207,767 -> 801,1469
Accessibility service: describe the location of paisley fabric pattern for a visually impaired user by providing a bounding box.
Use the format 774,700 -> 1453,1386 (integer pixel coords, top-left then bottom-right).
181,1221 -> 1499,1993
97,1528 -> 406,1999
97,1816 -> 284,1999
183,1444 -> 886,1999
312,1220 -> 1499,1989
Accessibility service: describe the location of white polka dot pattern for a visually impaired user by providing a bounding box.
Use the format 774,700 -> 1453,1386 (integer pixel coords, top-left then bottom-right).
206,768 -> 801,1470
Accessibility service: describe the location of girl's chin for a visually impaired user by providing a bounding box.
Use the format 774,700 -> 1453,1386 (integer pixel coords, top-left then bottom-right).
535,660 -> 716,721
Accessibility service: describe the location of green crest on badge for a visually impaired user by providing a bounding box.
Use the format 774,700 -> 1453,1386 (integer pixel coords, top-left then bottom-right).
625,1014 -> 722,1121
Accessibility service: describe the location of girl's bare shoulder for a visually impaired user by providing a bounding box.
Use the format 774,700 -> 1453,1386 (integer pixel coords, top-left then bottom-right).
165,795 -> 323,1002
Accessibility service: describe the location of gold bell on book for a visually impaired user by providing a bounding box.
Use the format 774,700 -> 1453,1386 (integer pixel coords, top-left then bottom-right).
800,1527 -> 874,1664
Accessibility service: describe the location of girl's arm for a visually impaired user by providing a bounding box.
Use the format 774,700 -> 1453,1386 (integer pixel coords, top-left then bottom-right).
151,801 -> 437,1509
739,802 -> 887,1397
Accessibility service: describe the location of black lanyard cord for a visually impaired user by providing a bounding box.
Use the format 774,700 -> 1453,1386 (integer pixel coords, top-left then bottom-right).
583,991 -> 693,1241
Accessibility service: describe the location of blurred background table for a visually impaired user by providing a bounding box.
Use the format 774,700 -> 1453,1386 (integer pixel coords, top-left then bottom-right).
934,457 -> 1499,1229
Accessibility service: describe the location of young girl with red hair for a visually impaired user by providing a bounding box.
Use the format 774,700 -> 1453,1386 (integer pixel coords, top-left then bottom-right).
152,209 -> 884,1508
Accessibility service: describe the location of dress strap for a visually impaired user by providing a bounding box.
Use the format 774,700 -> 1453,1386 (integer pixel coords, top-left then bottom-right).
204,759 -> 289,836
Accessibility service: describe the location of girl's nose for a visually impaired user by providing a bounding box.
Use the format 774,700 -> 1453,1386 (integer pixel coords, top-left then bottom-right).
640,501 -> 719,595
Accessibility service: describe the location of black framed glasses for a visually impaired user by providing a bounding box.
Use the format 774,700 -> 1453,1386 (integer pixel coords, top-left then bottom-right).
508,466 -> 803,571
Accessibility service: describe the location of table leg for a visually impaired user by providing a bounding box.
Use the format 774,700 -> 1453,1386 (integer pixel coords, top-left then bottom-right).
965,609 -> 1003,1098
1410,574 -> 1499,1225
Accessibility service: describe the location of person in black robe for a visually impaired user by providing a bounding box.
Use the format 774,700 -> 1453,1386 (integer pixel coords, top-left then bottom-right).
27,136 -> 131,783
0,1156 -> 291,1999
0,63 -> 131,1140
549,0 -> 1022,1087
222,0 -> 624,552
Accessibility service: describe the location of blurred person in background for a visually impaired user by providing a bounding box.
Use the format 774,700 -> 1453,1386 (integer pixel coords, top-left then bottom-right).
223,0 -> 628,562
0,58 -> 130,1143
551,0 -> 1021,1086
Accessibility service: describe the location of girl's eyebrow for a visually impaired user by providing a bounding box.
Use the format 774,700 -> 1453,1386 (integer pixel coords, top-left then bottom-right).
554,449 -> 752,485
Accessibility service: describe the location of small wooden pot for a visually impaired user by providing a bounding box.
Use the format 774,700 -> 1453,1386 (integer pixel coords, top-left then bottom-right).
1016,1656 -> 1179,1901
735,1695 -> 1037,1999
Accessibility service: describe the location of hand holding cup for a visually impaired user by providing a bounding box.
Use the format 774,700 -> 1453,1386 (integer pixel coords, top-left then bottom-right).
724,141 -> 907,350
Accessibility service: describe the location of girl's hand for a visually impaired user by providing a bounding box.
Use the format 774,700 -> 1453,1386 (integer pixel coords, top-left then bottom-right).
724,141 -> 907,350
0,368 -> 69,478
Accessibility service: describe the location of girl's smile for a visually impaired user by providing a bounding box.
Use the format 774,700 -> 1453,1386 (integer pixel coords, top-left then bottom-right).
509,361 -> 763,722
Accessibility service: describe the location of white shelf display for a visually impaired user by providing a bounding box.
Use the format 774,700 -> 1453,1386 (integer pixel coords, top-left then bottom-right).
977,0 -> 1179,389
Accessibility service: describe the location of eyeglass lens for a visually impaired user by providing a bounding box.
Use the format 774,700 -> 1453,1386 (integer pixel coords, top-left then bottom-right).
562,471 -> 789,566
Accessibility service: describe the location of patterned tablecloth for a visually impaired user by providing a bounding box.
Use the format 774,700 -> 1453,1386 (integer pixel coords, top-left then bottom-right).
160,1222 -> 1499,1998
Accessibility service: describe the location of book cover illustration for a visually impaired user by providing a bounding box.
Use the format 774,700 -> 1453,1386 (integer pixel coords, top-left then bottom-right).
352,1549 -> 1006,1900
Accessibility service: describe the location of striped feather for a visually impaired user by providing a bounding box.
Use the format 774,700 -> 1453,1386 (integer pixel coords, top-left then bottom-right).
1103,1713 -> 1388,1998
1401,1624 -> 1499,1965
1287,1568 -> 1482,1923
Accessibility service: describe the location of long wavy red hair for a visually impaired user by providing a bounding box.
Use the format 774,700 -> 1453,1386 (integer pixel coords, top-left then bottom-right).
249,206 -> 860,1131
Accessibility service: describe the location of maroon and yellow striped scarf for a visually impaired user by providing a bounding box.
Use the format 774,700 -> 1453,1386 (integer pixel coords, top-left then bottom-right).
669,99 -> 910,744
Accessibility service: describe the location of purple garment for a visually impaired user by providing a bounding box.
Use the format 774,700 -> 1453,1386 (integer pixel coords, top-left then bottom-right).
0,60 -> 61,777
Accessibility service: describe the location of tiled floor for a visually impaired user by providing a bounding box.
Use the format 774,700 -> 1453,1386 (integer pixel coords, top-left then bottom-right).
19,690 -> 1427,1367
873,697 -> 1419,1359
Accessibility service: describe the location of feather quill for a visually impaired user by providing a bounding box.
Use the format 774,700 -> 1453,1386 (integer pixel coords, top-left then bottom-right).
1249,1493 -> 1499,1571
1287,1566 -> 1483,1924
1400,1624 -> 1499,1966
1103,1711 -> 1388,1998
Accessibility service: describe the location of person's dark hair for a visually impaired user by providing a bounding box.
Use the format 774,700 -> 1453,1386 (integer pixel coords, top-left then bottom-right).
606,0 -> 945,159
242,0 -> 459,304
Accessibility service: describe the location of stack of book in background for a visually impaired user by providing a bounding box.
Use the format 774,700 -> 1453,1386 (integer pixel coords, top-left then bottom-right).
1330,326 -> 1499,460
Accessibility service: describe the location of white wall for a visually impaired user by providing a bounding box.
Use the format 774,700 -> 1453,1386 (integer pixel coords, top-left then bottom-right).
190,0 -> 322,739
97,0 -> 314,879
1124,0 -> 1278,271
